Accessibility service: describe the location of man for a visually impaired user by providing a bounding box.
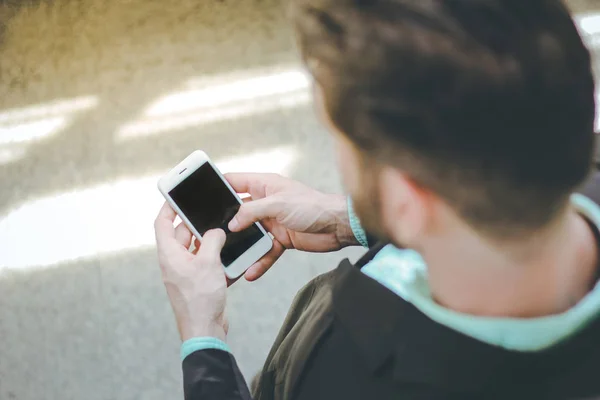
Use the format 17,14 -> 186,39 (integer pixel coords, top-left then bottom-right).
154,0 -> 600,398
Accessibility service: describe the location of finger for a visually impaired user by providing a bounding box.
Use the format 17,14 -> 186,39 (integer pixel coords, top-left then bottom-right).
174,222 -> 193,248
228,197 -> 282,232
195,229 -> 227,265
191,238 -> 201,255
244,239 -> 285,281
154,202 -> 177,245
224,172 -> 281,196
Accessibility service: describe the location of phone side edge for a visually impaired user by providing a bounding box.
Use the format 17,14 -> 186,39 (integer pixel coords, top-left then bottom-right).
223,234 -> 273,279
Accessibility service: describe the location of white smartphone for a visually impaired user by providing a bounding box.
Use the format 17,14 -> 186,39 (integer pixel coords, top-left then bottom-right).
158,150 -> 273,279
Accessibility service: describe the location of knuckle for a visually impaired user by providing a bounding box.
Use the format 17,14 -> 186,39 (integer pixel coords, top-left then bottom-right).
271,195 -> 286,213
206,229 -> 224,240
237,205 -> 251,221
197,253 -> 220,266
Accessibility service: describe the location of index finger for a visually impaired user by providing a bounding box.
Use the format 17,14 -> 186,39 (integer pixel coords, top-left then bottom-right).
154,202 -> 177,244
224,173 -> 279,196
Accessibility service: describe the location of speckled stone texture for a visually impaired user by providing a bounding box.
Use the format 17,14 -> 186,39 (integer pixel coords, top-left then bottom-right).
0,0 -> 598,399
0,1 -> 365,399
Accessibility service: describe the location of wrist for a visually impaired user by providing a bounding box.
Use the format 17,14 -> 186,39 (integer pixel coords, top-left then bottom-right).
332,195 -> 360,248
178,319 -> 227,342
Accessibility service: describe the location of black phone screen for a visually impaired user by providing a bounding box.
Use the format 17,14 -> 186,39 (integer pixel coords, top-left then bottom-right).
168,163 -> 263,267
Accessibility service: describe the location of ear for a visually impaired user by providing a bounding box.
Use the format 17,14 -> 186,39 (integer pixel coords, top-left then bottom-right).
378,166 -> 432,246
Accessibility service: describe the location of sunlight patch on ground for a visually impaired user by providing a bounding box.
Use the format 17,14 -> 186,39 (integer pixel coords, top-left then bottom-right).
576,11 -> 600,48
145,70 -> 309,117
576,12 -> 600,37
118,91 -> 310,139
574,13 -> 600,131
0,95 -> 98,165
0,116 -> 67,145
0,96 -> 98,124
116,67 -> 311,140
0,147 -> 297,271
0,145 -> 28,165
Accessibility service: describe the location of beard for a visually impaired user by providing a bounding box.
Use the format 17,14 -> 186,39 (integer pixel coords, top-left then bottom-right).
350,159 -> 392,245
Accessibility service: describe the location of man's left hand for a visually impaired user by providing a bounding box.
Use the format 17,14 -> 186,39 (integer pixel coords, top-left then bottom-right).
154,202 -> 228,342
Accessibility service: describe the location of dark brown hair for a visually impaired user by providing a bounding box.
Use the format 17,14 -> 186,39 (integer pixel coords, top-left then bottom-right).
292,0 -> 596,237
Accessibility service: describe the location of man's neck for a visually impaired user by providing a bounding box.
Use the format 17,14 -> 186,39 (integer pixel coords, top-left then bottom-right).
419,209 -> 599,318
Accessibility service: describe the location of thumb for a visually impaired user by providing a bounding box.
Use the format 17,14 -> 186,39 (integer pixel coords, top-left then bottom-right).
228,198 -> 282,232
196,229 -> 227,265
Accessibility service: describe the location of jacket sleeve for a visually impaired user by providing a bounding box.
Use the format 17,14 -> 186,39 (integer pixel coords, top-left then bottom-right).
182,349 -> 253,400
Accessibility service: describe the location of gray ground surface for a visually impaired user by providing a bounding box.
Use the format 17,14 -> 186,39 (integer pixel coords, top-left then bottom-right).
0,0 -> 598,399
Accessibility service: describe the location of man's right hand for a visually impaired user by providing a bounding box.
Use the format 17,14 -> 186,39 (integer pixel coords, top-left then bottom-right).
226,173 -> 358,281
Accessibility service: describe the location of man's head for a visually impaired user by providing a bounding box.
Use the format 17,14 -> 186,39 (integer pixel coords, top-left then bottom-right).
292,0 -> 596,247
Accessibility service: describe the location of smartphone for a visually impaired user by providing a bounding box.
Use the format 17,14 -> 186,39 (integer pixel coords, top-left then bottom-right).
158,150 -> 273,279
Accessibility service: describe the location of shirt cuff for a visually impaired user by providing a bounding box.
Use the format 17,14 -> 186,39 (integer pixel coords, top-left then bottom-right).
347,197 -> 369,248
180,337 -> 231,361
